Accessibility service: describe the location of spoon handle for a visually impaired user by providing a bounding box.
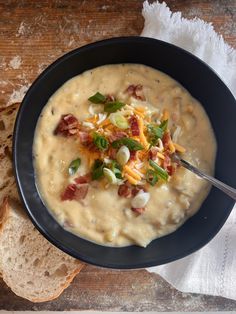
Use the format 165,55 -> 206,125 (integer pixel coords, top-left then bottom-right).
180,158 -> 236,201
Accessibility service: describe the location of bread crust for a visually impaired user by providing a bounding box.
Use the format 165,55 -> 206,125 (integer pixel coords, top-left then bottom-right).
0,103 -> 21,205
0,197 -> 9,231
29,264 -> 84,303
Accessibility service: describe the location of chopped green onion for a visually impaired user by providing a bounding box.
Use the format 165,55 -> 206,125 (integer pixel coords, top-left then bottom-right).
88,92 -> 106,104
116,145 -> 130,165
91,159 -> 104,180
110,160 -> 123,179
146,169 -> 158,186
111,138 -> 143,151
159,119 -> 168,132
103,168 -> 117,184
68,158 -> 81,175
93,132 -> 109,151
147,124 -> 163,139
109,112 -> 129,129
147,119 -> 169,147
104,101 -> 125,113
149,159 -> 169,181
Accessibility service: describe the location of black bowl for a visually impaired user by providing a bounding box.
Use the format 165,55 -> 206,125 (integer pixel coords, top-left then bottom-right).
13,37 -> 236,269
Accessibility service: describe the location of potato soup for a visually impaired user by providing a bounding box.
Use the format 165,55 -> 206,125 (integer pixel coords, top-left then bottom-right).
33,64 -> 216,247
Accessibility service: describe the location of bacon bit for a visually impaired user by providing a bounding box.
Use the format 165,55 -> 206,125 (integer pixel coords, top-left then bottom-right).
78,131 -> 93,145
125,84 -> 145,101
166,165 -> 175,176
118,182 -> 132,198
131,186 -> 146,197
149,146 -> 159,160
106,94 -> 115,102
163,154 -> 171,170
129,115 -> 140,136
68,129 -> 78,135
108,131 -> 127,142
74,183 -> 89,200
131,207 -> 145,215
61,184 -> 77,201
162,132 -> 171,149
162,154 -> 176,175
74,173 -> 91,184
86,142 -> 99,152
129,150 -> 136,161
61,183 -> 89,201
63,114 -> 78,127
109,147 -> 117,159
55,114 -> 79,136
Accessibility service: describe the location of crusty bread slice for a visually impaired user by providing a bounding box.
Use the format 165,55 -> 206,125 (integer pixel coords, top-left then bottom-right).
0,103 -> 21,205
0,197 -> 84,302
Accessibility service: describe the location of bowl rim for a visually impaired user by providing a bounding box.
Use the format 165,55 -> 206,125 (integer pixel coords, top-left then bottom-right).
13,36 -> 236,269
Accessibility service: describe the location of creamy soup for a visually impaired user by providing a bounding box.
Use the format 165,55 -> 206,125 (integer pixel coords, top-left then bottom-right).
34,64 -> 216,247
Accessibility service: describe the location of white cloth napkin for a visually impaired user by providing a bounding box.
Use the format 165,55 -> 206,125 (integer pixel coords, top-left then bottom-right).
141,1 -> 236,300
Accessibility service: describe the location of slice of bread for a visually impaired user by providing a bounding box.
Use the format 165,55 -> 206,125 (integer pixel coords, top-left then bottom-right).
0,103 -> 21,205
0,197 -> 84,302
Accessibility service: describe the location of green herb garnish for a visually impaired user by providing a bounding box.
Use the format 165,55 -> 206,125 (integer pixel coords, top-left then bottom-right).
146,169 -> 158,186
88,92 -> 106,104
149,159 -> 169,181
91,159 -> 104,180
159,119 -> 168,132
147,124 -> 163,139
104,101 -> 125,113
110,160 -> 122,179
68,158 -> 81,175
111,138 -> 144,151
147,119 -> 169,147
93,132 -> 109,151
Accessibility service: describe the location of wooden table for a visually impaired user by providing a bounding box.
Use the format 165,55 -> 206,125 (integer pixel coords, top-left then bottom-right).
0,0 -> 236,311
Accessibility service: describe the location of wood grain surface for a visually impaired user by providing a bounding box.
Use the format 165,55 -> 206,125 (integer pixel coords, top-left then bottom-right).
0,0 -> 236,311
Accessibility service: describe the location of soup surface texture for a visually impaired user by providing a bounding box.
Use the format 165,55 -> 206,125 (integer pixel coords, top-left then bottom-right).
34,64 -> 216,247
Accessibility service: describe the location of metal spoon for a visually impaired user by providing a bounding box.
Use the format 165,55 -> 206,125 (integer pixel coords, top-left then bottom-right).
172,154 -> 236,201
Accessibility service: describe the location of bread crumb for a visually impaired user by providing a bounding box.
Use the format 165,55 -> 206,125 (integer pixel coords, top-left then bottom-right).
9,56 -> 22,70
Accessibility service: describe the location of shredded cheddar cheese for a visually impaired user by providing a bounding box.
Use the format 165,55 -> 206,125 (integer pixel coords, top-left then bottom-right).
124,173 -> 138,185
157,152 -> 165,160
134,109 -> 145,118
105,124 -> 116,131
173,142 -> 186,153
136,106 -> 146,113
138,166 -> 147,174
85,114 -> 98,123
123,165 -> 141,181
98,118 -> 111,127
137,117 -> 149,149
168,141 -> 176,153
137,150 -> 148,162
71,94 -> 186,191
162,109 -> 169,121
